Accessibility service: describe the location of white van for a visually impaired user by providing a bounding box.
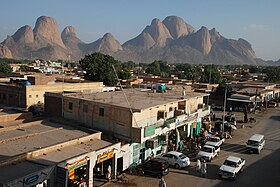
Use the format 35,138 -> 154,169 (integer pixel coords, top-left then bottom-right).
246,134 -> 265,154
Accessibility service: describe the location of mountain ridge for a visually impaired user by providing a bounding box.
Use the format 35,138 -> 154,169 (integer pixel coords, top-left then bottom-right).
0,15 -> 261,65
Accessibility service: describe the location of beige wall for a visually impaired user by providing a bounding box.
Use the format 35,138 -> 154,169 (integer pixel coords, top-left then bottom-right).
26,82 -> 104,107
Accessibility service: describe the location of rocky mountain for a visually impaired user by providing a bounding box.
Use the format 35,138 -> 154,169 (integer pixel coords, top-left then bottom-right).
0,15 -> 260,65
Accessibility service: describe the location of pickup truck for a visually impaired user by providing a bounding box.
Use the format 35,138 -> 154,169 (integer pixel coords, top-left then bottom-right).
205,141 -> 221,155
197,145 -> 217,161
219,156 -> 245,180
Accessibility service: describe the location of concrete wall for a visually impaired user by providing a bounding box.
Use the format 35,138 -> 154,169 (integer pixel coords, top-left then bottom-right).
0,112 -> 32,123
26,82 -> 104,108
63,96 -> 133,141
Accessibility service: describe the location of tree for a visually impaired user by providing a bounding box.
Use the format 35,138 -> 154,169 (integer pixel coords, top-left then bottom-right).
176,64 -> 202,83
121,61 -> 135,70
200,65 -> 223,84
0,62 -> 12,74
117,68 -> 131,80
20,65 -> 28,72
79,52 -> 119,86
145,60 -> 170,77
262,66 -> 280,83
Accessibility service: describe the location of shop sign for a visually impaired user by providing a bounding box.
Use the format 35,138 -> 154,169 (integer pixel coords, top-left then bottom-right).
23,174 -> 39,186
97,150 -> 114,164
144,125 -> 155,137
66,156 -> 89,171
176,113 -> 198,125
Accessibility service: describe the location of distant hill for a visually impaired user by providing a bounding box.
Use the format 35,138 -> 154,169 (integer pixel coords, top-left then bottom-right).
0,15 -> 269,65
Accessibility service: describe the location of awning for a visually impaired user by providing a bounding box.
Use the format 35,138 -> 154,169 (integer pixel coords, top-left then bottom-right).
227,98 -> 253,103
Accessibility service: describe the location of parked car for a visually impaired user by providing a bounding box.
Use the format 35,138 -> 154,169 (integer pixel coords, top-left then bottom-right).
219,156 -> 245,180
206,135 -> 225,147
139,158 -> 169,178
197,145 -> 218,161
205,141 -> 221,155
246,134 -> 265,154
158,151 -> 190,169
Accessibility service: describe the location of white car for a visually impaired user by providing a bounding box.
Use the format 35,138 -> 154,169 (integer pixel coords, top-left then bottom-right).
219,156 -> 245,180
158,151 -> 190,169
205,141 -> 221,155
206,135 -> 225,147
197,145 -> 217,161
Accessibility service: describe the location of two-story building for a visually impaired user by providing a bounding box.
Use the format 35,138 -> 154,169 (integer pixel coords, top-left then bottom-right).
45,89 -> 210,164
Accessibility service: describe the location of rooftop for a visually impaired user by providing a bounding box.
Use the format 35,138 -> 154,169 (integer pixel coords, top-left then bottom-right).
66,89 -> 207,111
0,119 -> 94,162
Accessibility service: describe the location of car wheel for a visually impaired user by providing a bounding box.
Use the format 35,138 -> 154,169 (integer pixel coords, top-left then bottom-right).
240,166 -> 244,173
175,163 -> 180,169
232,174 -> 236,181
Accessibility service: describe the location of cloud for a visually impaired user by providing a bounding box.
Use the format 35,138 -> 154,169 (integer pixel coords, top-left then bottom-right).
241,24 -> 271,31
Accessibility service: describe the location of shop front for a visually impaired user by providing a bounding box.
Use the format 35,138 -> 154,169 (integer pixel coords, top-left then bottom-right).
93,149 -> 115,186
66,156 -> 90,187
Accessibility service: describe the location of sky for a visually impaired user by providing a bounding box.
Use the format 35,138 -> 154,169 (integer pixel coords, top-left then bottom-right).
0,0 -> 279,61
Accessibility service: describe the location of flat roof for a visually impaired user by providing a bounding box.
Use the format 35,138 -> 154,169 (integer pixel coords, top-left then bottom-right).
30,139 -> 112,165
0,160 -> 49,184
67,89 -> 207,111
0,120 -> 91,162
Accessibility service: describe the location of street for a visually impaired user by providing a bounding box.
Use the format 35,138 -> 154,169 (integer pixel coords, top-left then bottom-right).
107,108 -> 280,187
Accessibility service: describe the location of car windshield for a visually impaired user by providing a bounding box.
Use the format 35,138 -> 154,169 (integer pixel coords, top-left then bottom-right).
223,160 -> 237,167
247,140 -> 259,146
179,154 -> 187,159
209,137 -> 219,142
201,147 -> 213,153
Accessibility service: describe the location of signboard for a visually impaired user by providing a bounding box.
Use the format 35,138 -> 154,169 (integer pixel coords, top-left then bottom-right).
23,174 -> 39,186
66,156 -> 89,171
97,150 -> 115,164
144,125 -> 155,137
176,113 -> 198,125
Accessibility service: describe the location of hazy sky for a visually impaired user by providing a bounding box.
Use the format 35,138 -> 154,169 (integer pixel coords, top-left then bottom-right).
1,0 -> 279,60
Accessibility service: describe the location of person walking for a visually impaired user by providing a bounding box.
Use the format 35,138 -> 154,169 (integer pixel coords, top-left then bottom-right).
196,158 -> 201,172
201,160 -> 207,177
159,177 -> 167,187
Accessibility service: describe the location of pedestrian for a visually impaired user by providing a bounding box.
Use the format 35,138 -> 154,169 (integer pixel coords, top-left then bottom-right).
196,158 -> 201,172
106,164 -> 112,182
201,160 -> 207,177
150,151 -> 155,158
159,177 -> 167,187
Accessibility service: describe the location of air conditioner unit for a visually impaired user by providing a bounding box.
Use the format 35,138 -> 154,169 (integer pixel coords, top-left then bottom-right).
146,138 -> 158,149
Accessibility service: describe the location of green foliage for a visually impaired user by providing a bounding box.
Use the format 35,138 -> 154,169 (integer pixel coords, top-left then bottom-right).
117,68 -> 132,80
0,62 -> 12,74
176,64 -> 202,82
121,61 -> 135,70
200,65 -> 223,84
79,52 -> 119,86
20,65 -> 28,72
263,67 -> 280,82
146,60 -> 170,77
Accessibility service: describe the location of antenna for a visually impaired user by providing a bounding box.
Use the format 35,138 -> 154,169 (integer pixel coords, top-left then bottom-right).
112,64 -> 139,127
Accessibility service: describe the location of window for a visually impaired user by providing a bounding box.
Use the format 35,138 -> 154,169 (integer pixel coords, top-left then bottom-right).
83,104 -> 88,113
99,107 -> 104,116
36,95 -> 39,98
169,107 -> 173,112
68,102 -> 73,110
29,95 -> 32,98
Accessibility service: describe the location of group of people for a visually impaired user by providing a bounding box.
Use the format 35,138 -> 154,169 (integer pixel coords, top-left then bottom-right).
196,158 -> 207,177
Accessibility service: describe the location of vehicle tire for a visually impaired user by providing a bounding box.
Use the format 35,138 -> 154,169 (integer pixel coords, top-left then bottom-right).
175,163 -> 180,169
232,174 -> 236,181
257,150 -> 260,154
240,166 -> 244,173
